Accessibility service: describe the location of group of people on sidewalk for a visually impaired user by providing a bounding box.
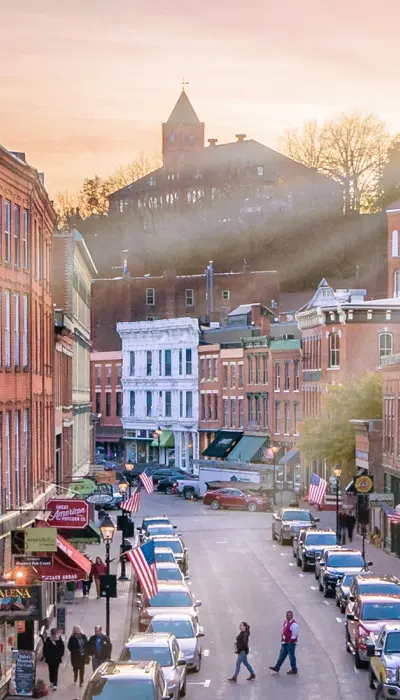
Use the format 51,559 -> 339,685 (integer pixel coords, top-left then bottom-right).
228,610 -> 299,682
338,509 -> 356,545
43,625 -> 112,691
81,557 -> 107,599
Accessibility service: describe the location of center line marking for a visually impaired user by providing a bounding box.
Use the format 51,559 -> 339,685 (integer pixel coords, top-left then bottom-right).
310,586 -> 318,590
289,562 -> 295,567
203,649 -> 209,656
299,573 -> 304,577
324,600 -> 331,606
204,680 -> 211,688
216,541 -> 227,544
335,617 -> 342,623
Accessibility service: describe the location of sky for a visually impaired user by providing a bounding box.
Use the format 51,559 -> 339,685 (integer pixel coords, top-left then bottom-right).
2,0 -> 400,195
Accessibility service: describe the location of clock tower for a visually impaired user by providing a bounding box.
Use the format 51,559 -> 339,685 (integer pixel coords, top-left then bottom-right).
162,90 -> 205,172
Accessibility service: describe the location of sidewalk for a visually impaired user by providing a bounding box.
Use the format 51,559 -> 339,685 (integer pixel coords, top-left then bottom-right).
300,501 -> 400,577
35,526 -> 135,700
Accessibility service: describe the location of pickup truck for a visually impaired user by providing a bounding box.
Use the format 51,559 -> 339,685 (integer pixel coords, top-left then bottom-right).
367,624 -> 400,697
175,466 -> 263,500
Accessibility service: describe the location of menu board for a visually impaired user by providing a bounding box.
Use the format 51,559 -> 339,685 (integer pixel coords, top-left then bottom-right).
56,606 -> 66,634
9,649 -> 36,696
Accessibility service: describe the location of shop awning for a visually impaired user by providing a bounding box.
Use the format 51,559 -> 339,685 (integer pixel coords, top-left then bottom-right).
34,522 -> 92,582
227,436 -> 267,463
202,431 -> 243,459
380,502 -> 400,524
278,449 -> 300,466
58,520 -> 101,545
151,431 -> 175,448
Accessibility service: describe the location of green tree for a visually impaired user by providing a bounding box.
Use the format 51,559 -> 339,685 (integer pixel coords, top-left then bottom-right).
299,373 -> 382,481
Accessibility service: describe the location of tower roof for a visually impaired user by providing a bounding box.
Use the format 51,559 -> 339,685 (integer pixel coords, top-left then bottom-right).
166,90 -> 201,125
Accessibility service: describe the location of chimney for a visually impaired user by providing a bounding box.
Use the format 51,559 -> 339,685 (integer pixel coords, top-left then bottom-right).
208,138 -> 218,147
235,134 -> 247,143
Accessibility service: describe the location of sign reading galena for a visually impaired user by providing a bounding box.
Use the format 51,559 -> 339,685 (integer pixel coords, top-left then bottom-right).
46,499 -> 89,529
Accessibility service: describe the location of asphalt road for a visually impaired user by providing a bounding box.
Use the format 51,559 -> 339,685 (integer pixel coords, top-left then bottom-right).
135,492 -> 376,700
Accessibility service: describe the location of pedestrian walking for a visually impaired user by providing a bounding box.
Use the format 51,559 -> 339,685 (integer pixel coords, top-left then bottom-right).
67,625 -> 88,688
346,511 -> 356,542
82,560 -> 93,598
43,628 -> 65,690
86,626 -> 112,671
269,610 -> 299,675
227,622 -> 255,683
91,557 -> 106,599
338,510 -> 347,545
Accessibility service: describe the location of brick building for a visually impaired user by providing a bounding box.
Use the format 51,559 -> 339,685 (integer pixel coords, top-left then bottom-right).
54,310 -> 74,484
381,354 -> 400,555
387,199 -> 400,297
90,350 -> 123,459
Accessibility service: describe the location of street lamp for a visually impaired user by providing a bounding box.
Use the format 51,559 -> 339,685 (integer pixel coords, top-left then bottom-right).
154,427 -> 162,465
117,479 -> 129,582
99,514 -> 116,638
270,446 -> 280,506
333,463 -> 342,543
125,460 -> 134,497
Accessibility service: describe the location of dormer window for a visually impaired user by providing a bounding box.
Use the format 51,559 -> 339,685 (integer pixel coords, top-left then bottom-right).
257,166 -> 264,176
148,176 -> 156,187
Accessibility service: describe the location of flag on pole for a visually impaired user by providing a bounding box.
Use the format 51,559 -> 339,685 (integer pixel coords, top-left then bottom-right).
121,489 -> 140,513
140,472 -> 154,494
126,540 -> 158,599
307,473 -> 328,505
381,502 -> 400,524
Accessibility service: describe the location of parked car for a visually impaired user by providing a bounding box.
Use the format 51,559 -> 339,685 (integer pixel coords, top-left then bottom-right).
156,562 -> 188,584
158,475 -> 197,495
119,633 -> 187,699
81,661 -> 170,700
319,548 -> 372,598
138,516 -> 176,543
315,545 -> 343,582
272,508 -> 319,544
347,574 -> 400,612
149,613 -> 205,673
154,548 -> 179,565
203,487 -> 268,512
346,594 -> 400,668
144,524 -> 178,540
152,470 -> 188,486
335,574 -> 356,614
366,623 -> 400,693
151,537 -> 188,575
292,528 -> 337,570
137,582 -> 202,632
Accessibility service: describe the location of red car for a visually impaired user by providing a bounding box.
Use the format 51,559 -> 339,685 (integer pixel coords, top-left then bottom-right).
203,487 -> 269,512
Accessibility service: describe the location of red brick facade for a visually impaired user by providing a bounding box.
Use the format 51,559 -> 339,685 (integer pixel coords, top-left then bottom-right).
0,147 -> 55,512
387,202 -> 400,298
90,351 -> 123,457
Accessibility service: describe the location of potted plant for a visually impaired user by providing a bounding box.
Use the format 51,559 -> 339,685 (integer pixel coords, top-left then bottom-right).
33,679 -> 49,697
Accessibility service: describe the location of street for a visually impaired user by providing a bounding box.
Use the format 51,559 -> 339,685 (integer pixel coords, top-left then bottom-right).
135,492 -> 376,700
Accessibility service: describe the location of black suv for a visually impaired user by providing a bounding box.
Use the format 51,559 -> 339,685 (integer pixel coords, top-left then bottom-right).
82,660 -> 169,700
318,548 -> 370,598
293,529 -> 337,571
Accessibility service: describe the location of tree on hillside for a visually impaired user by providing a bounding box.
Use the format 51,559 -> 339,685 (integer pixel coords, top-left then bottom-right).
282,112 -> 390,213
299,372 -> 382,481
381,134 -> 400,207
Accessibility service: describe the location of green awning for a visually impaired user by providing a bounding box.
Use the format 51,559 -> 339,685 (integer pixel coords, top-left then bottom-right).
151,431 -> 175,448
58,520 -> 101,545
278,449 -> 300,466
227,436 -> 267,463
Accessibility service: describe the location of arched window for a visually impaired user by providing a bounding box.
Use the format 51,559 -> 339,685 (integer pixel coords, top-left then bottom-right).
328,333 -> 340,368
395,271 -> 400,298
379,332 -> 393,363
392,230 -> 399,258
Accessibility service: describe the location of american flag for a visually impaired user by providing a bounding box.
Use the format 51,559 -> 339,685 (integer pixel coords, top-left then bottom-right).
121,489 -> 140,513
126,540 -> 158,599
308,473 -> 328,506
140,472 -> 154,494
381,502 -> 400,524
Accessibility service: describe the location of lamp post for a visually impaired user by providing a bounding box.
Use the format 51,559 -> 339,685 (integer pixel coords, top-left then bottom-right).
270,446 -> 280,506
99,513 -> 116,638
154,426 -> 162,465
125,460 -> 134,497
333,463 -> 342,543
117,478 -> 129,581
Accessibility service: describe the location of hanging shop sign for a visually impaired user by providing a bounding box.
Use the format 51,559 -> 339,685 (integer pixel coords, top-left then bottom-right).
0,585 -> 43,622
47,499 -> 89,529
56,606 -> 66,634
95,471 -> 116,485
86,484 -> 114,505
14,556 -> 53,567
9,649 -> 36,697
25,528 -> 57,553
68,479 -> 96,498
355,474 -> 374,494
369,492 -> 395,507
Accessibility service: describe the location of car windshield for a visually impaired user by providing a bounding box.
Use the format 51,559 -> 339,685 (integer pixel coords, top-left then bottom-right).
144,519 -> 169,530
155,540 -> 183,554
126,646 -> 172,667
149,591 -> 192,607
306,533 -> 336,545
341,575 -> 355,586
148,526 -> 174,536
282,511 -> 312,522
84,678 -> 156,700
150,620 -> 194,639
385,631 -> 400,654
328,554 -> 364,567
155,551 -> 175,563
362,603 -> 400,621
156,567 -> 182,581
360,582 -> 400,595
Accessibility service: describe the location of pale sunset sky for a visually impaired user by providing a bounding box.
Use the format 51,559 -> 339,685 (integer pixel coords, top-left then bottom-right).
2,0 -> 400,194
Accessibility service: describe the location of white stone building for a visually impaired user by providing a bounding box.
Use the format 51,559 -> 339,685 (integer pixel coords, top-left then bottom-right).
117,318 -> 200,470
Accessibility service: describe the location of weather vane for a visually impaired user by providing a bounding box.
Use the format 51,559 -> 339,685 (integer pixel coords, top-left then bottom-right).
180,77 -> 189,91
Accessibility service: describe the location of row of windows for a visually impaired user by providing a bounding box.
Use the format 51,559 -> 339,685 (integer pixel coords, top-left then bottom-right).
273,360 -> 300,391
95,364 -> 122,386
0,409 -> 29,513
128,349 -> 193,377
128,390 -> 193,419
200,357 -> 219,381
0,290 -> 29,368
306,332 -> 393,371
214,395 -> 300,434
0,198 -> 29,269
95,391 -> 122,418
383,397 -> 397,456
145,287 -> 230,306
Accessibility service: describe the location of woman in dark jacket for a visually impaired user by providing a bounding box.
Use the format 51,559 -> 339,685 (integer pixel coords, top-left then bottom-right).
227,621 -> 255,682
43,628 -> 65,690
67,625 -> 88,688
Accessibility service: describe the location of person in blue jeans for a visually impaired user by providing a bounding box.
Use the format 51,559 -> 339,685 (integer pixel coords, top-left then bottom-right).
228,621 -> 255,682
270,610 -> 299,675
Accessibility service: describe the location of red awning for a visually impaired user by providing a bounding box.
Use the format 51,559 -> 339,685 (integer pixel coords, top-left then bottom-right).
34,521 -> 92,582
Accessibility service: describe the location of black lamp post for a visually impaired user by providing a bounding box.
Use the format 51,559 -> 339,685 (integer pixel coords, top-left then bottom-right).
117,478 -> 129,581
99,513 -> 116,638
154,427 -> 162,465
125,460 -> 134,497
333,464 -> 342,543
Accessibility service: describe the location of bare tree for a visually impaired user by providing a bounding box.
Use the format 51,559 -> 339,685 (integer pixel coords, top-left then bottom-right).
107,152 -> 161,191
281,120 -> 325,170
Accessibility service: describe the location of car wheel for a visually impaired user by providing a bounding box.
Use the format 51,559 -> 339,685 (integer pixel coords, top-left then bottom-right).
292,547 -> 296,558
336,597 -> 340,607
355,646 -> 366,669
376,682 -> 385,699
179,679 -> 187,697
248,502 -> 257,512
184,489 -> 194,500
345,628 -> 352,654
196,652 -> 202,673
279,533 -> 285,546
319,578 -> 323,592
296,555 -> 301,567
272,527 -> 277,541
369,666 -> 376,690
323,582 -> 330,598
210,500 -> 220,510
340,602 -> 346,614
166,486 -> 174,495
314,568 -> 319,580
301,557 -> 308,572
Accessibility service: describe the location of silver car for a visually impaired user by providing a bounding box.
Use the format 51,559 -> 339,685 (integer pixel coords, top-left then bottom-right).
119,633 -> 186,699
149,613 -> 205,672
156,562 -> 188,584
155,547 -> 178,565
